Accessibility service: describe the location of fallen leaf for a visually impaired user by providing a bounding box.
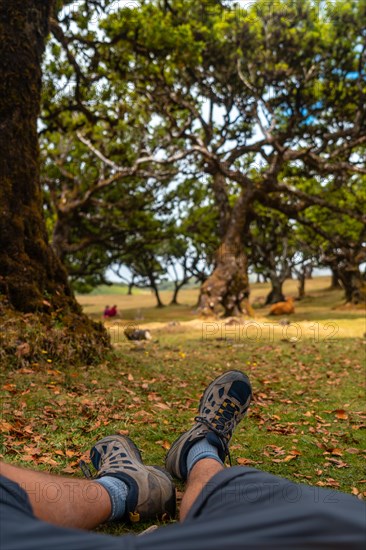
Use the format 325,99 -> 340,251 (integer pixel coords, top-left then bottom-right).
2,384 -> 17,392
330,448 -> 343,456
62,465 -> 77,474
283,454 -> 298,462
156,440 -> 171,450
333,409 -> 348,420
116,430 -> 129,436
289,449 -> 302,456
346,448 -> 360,454
38,456 -> 58,466
153,402 -> 170,410
65,450 -> 78,457
0,421 -> 13,433
237,457 -> 256,465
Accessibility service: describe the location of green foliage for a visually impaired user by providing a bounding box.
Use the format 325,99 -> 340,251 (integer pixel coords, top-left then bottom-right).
40,0 -> 365,300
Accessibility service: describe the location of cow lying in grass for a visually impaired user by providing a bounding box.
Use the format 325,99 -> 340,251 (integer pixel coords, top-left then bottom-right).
269,297 -> 295,315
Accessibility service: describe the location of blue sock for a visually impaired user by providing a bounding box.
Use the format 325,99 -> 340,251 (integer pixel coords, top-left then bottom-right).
95,476 -> 129,521
186,438 -> 223,474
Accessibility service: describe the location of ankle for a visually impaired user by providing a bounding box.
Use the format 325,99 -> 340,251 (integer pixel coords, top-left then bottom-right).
188,458 -> 224,481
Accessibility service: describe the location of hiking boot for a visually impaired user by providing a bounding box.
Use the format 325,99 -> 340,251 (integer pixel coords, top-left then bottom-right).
88,435 -> 176,522
165,370 -> 252,480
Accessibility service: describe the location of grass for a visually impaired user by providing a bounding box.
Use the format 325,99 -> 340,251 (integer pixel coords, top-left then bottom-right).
1,276 -> 365,535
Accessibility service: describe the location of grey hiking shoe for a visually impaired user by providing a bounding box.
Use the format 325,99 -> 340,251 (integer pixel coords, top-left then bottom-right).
87,435 -> 176,522
165,370 -> 252,480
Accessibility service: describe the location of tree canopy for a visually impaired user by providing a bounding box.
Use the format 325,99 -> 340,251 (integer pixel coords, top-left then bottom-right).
39,0 -> 365,308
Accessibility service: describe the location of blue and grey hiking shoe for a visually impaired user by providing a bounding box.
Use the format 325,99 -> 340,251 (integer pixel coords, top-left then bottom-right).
165,370 -> 252,480
88,435 -> 176,522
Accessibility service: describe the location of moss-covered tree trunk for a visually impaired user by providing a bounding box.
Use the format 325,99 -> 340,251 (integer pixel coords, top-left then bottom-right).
198,190 -> 252,317
0,1 -> 109,365
337,266 -> 366,305
325,250 -> 365,305
0,0 -> 69,311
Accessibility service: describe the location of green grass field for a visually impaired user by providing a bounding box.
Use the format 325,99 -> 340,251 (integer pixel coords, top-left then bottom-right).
1,276 -> 365,534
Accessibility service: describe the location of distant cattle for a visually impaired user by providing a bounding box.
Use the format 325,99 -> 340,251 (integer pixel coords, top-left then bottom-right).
103,305 -> 117,318
269,297 -> 295,315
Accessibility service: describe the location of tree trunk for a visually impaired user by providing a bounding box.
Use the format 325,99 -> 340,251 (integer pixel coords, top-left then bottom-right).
264,279 -> 285,305
170,284 -> 180,305
296,263 -> 312,300
297,273 -> 306,300
0,1 -> 109,365
148,277 -> 164,308
153,285 -> 165,308
198,191 -> 252,317
329,269 -> 342,290
0,1 -> 69,311
337,266 -> 366,305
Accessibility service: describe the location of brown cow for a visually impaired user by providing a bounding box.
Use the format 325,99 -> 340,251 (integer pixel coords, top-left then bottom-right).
269,297 -> 295,315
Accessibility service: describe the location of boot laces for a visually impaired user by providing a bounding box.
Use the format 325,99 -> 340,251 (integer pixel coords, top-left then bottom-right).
195,398 -> 241,465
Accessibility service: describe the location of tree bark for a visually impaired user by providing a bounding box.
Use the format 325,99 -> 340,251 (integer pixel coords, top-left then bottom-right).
264,280 -> 286,305
198,190 -> 252,317
337,266 -> 366,305
0,1 -> 109,364
148,276 -> 164,308
153,285 -> 165,308
324,247 -> 365,304
297,273 -> 306,300
296,263 -> 312,300
0,1 -> 74,312
170,283 -> 181,305
329,269 -> 342,290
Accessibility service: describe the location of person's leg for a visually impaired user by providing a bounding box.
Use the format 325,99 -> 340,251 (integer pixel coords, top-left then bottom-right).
0,461 -> 111,529
1,434 -> 176,550
1,432 -> 176,529
0,472 -> 134,550
162,370 -> 365,548
179,459 -> 223,521
178,466 -> 366,549
165,369 -> 252,521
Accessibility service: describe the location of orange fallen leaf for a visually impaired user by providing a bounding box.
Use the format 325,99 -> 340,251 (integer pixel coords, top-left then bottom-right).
330,448 -> 343,456
38,456 -> 58,466
2,383 -> 17,392
65,450 -> 78,457
283,454 -> 297,462
289,449 -> 302,456
156,440 -> 171,451
333,409 -> 348,420
0,421 -> 13,433
21,455 -> 36,463
237,457 -> 256,465
116,430 -> 129,436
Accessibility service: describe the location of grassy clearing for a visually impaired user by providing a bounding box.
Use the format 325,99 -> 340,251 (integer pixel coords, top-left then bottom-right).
1,277 -> 365,535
